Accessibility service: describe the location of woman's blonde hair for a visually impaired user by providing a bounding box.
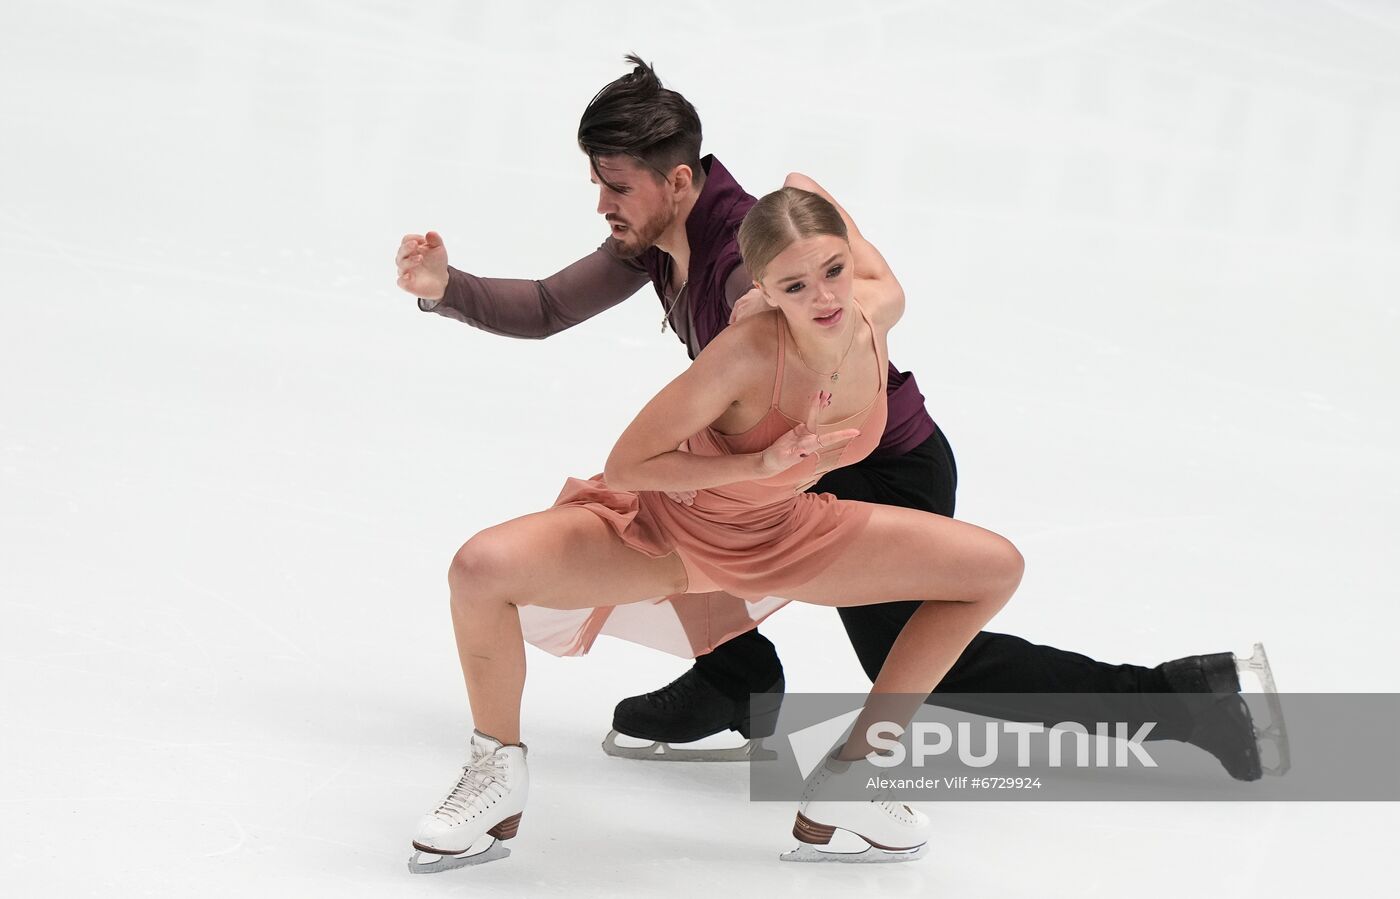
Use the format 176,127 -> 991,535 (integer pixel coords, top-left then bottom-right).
738,187 -> 849,282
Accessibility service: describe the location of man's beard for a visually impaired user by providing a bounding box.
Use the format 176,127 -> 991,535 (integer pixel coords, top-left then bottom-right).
607,203 -> 675,259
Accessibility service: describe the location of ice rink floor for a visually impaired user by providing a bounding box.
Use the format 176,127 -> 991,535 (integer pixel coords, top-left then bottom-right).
3,1 -> 1398,896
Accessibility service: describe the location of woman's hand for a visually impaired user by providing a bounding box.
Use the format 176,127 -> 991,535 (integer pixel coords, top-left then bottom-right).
758,391 -> 861,477
663,490 -> 697,506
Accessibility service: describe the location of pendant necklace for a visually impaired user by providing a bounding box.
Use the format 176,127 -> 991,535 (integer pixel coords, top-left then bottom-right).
661,255 -> 688,334
661,278 -> 688,334
787,308 -> 858,382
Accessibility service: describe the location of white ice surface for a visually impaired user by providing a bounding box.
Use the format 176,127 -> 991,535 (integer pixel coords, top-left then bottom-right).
2,1 -> 1398,896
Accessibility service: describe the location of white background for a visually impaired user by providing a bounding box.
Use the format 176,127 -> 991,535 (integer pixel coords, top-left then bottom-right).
2,0 -> 1398,896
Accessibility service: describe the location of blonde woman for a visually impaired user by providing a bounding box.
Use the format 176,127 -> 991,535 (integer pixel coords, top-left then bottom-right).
407,179 -> 1023,872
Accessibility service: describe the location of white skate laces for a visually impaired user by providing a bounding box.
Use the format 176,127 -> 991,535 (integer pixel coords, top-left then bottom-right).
433,751 -> 509,824
781,749 -> 930,864
803,756 -> 916,819
407,731 -> 530,874
872,799 -> 920,824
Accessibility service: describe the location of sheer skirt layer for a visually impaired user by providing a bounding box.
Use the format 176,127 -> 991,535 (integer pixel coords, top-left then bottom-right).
517,474 -> 875,659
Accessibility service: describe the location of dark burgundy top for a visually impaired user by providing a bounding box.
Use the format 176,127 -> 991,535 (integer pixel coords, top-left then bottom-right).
421,155 -> 935,457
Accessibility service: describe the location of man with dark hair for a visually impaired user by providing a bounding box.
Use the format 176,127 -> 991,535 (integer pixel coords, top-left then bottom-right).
396,54 -> 1278,781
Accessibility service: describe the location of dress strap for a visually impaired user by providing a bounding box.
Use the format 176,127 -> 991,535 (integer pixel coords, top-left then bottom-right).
851,298 -> 886,387
771,313 -> 787,408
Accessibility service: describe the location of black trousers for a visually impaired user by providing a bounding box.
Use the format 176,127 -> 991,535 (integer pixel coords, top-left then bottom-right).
693,426 -> 1194,741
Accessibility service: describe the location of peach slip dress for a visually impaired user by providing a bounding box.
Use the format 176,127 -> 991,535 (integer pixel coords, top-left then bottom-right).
518,300 -> 889,659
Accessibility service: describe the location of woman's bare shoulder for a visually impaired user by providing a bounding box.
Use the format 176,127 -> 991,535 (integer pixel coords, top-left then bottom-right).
695,309 -> 780,374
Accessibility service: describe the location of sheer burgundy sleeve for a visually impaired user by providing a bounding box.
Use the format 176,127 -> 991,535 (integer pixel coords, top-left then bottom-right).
721,260 -> 755,310
418,241 -> 650,339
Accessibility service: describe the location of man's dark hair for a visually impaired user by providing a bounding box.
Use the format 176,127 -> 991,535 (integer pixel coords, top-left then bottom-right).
578,54 -> 704,193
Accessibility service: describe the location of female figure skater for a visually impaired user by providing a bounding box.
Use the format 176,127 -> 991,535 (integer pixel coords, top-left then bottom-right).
407,183 -> 1024,872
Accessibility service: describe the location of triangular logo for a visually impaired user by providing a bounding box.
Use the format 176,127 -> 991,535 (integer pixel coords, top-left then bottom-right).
788,709 -> 862,779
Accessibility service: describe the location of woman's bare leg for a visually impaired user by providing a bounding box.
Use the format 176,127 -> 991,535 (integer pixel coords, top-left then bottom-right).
782,504 -> 1024,759
447,507 -> 688,745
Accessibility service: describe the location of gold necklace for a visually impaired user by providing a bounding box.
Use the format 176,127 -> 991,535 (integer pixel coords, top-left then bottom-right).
786,307 -> 858,382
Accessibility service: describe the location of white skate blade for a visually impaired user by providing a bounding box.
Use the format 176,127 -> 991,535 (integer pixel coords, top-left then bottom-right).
1234,642 -> 1292,776
602,729 -> 775,762
406,837 -> 509,874
780,828 -> 927,864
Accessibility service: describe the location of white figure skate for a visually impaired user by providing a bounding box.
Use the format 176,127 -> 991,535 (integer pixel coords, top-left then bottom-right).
780,754 -> 929,864
407,730 -> 528,873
